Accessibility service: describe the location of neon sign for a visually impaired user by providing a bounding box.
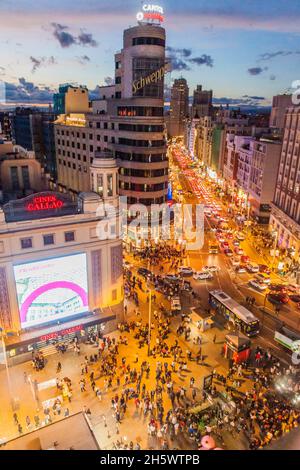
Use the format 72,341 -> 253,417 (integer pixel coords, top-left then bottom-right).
137,4 -> 164,23
27,195 -> 64,212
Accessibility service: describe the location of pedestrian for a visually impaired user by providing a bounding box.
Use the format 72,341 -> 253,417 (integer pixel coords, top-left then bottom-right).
23,371 -> 28,384
213,334 -> 217,344
56,362 -> 62,373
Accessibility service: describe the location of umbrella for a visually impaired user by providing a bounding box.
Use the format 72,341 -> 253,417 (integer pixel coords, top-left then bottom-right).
201,435 -> 216,450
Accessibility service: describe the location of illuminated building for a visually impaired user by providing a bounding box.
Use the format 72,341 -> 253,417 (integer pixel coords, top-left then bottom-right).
0,188 -> 123,364
55,8 -> 168,244
270,106 -> 300,256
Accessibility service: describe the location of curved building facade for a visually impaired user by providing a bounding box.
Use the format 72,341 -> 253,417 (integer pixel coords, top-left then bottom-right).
114,24 -> 168,208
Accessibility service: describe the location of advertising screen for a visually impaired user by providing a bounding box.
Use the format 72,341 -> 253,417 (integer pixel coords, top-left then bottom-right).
13,253 -> 89,329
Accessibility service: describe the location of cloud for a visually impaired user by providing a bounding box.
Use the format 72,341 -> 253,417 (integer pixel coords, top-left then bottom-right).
248,66 -> 268,75
76,55 -> 90,65
4,78 -> 55,103
78,31 -> 98,47
104,76 -> 114,85
169,58 -> 190,71
167,46 -> 214,72
30,56 -> 56,73
258,50 -> 300,61
188,55 -> 213,67
213,95 -> 267,107
242,95 -> 265,100
0,66 -> 5,76
166,47 -> 192,58
52,23 -> 77,48
51,23 -> 98,48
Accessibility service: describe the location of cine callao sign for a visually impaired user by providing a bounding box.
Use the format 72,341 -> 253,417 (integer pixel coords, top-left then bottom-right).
133,63 -> 170,94
136,4 -> 164,23
27,195 -> 64,212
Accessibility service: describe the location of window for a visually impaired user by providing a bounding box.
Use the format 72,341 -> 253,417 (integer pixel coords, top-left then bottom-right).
43,234 -> 54,246
97,174 -> 104,197
65,231 -> 75,242
132,37 -> 165,47
21,238 -> 32,249
21,166 -> 30,190
107,174 -> 113,197
115,76 -> 121,84
10,167 -> 19,190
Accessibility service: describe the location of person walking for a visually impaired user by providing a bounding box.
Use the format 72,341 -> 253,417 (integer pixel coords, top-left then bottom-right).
56,362 -> 62,373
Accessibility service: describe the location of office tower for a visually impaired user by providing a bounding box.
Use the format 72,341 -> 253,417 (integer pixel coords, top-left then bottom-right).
269,94 -> 293,131
192,85 -> 213,118
11,107 -> 57,178
168,78 -> 189,137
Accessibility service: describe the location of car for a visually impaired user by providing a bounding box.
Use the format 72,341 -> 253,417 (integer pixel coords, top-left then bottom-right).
236,233 -> 246,241
268,293 -> 289,304
249,279 -> 268,291
233,239 -> 240,247
231,256 -> 241,266
164,274 -> 180,283
222,241 -> 229,249
258,264 -> 271,275
203,265 -> 220,272
241,255 -> 250,264
236,265 -> 247,273
137,267 -> 152,279
289,295 -> 300,303
254,273 -> 271,285
226,232 -> 234,239
269,283 -> 288,292
179,266 -> 193,276
193,271 -> 213,280
247,263 -> 259,273
224,248 -> 233,257
234,247 -> 244,255
287,284 -> 300,294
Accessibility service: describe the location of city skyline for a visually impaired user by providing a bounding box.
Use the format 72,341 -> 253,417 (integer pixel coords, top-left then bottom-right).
1,0 -> 300,107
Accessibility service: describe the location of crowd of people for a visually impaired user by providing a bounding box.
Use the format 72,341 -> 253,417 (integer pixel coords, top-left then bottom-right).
4,239 -> 299,451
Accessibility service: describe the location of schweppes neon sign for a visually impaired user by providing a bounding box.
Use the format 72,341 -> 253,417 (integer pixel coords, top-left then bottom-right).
132,63 -> 170,94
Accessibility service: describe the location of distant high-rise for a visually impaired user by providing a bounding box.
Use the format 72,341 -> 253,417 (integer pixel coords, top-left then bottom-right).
269,94 -> 293,131
192,85 -> 213,118
168,78 -> 189,137
11,108 -> 57,178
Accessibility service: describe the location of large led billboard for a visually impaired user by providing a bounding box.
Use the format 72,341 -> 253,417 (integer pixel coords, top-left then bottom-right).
14,253 -> 89,329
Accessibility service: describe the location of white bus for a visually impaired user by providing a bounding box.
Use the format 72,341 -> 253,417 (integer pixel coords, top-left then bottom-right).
209,290 -> 260,337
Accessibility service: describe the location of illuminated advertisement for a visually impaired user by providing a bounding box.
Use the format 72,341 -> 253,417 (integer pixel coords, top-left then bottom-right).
14,253 -> 89,329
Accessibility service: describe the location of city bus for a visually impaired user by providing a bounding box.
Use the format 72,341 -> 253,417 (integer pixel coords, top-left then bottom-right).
274,326 -> 300,354
208,290 -> 260,337
209,241 -> 219,254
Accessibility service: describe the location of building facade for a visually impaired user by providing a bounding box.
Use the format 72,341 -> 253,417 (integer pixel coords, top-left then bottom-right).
0,190 -> 123,363
168,78 -> 189,137
269,94 -> 293,131
271,107 -> 300,254
192,85 -> 213,118
55,20 -> 169,243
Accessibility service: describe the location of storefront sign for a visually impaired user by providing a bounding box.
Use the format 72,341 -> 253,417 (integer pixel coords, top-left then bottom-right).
27,195 -> 64,212
137,4 -> 164,23
39,324 -> 83,342
133,63 -> 170,94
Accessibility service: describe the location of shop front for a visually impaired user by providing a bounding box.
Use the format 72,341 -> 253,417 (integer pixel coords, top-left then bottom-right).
3,308 -> 118,366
